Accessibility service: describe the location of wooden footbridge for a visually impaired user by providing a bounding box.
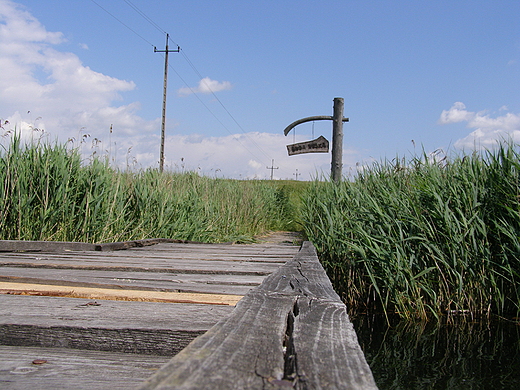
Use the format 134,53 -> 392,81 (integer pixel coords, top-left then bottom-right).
0,233 -> 377,389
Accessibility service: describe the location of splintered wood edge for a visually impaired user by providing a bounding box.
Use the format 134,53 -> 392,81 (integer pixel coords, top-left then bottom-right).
138,241 -> 378,390
0,282 -> 242,306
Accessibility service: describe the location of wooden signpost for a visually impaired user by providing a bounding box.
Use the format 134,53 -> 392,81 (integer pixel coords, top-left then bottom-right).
284,97 -> 349,182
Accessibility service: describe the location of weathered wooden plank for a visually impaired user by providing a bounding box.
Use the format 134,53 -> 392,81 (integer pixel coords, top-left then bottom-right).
0,267 -> 264,295
256,245 -> 341,299
1,323 -> 201,356
0,282 -> 242,305
108,246 -> 297,260
0,238 -> 181,252
0,345 -> 170,390
0,295 -> 234,330
96,238 -> 191,251
0,256 -> 279,276
139,292 -> 297,389
0,240 -> 98,252
0,239 -> 297,270
290,297 -> 376,388
0,238 -> 299,254
0,267 -> 265,287
0,295 -> 234,355
0,239 -> 300,259
139,242 -> 377,390
129,249 -> 299,261
132,242 -> 300,253
0,250 -> 294,265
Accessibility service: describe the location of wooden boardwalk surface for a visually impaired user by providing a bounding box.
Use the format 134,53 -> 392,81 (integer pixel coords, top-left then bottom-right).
140,241 -> 377,390
0,234 -> 301,389
0,233 -> 377,389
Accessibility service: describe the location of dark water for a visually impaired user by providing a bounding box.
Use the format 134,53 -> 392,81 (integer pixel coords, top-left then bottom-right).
352,315 -> 520,390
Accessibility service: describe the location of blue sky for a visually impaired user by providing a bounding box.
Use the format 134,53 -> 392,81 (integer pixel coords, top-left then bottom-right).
1,0 -> 519,180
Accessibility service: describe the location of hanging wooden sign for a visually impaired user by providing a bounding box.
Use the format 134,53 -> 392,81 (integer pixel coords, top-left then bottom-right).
287,135 -> 329,156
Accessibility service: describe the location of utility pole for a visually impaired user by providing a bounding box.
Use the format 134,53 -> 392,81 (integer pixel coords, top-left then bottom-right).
154,33 -> 180,172
293,169 -> 300,180
266,159 -> 279,180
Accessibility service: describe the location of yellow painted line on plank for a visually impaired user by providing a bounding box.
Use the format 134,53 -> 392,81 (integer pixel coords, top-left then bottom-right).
0,282 -> 243,306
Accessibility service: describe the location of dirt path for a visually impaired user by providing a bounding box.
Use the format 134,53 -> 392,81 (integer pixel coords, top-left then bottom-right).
253,231 -> 303,245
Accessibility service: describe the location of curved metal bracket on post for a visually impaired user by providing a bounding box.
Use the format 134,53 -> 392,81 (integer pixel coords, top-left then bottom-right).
283,98 -> 349,182
283,116 -> 349,136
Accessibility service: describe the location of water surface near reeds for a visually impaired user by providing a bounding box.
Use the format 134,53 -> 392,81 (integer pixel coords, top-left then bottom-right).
352,315 -> 520,390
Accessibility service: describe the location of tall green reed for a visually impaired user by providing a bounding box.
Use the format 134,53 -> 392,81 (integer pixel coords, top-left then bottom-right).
0,134 -> 292,243
302,143 -> 520,321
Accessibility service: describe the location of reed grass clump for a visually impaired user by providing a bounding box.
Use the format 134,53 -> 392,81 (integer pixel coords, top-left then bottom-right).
301,143 -> 520,321
0,135 -> 292,243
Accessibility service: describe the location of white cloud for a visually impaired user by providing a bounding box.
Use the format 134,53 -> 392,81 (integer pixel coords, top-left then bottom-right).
0,0 -> 358,181
248,159 -> 262,170
0,0 -> 64,44
438,102 -> 474,124
79,130 -> 354,181
177,77 -> 232,96
155,131 -> 358,180
0,0 -> 138,139
439,102 -> 520,149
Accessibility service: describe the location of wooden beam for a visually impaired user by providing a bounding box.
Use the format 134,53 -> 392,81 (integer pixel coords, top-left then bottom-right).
0,282 -> 242,306
0,240 -> 98,252
0,267 -> 265,295
139,242 -> 377,389
0,238 -> 184,253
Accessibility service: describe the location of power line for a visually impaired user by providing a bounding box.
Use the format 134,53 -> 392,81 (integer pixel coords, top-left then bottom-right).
88,0 -> 155,47
120,0 -> 181,47
166,60 -> 270,165
122,0 -> 166,35
91,0 -> 273,166
180,50 -> 273,162
117,0 -> 273,164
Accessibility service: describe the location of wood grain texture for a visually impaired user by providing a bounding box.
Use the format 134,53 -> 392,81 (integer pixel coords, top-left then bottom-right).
0,251 -> 283,276
0,238 -> 202,252
2,236 -> 374,389
139,242 -> 378,390
0,295 -> 234,330
0,234 -> 304,389
0,282 -> 242,305
0,295 -> 234,355
0,241 -> 300,297
0,266 -> 264,295
0,345 -> 170,390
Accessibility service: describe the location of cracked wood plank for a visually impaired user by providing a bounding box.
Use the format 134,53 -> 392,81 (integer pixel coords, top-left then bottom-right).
139,242 -> 377,390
